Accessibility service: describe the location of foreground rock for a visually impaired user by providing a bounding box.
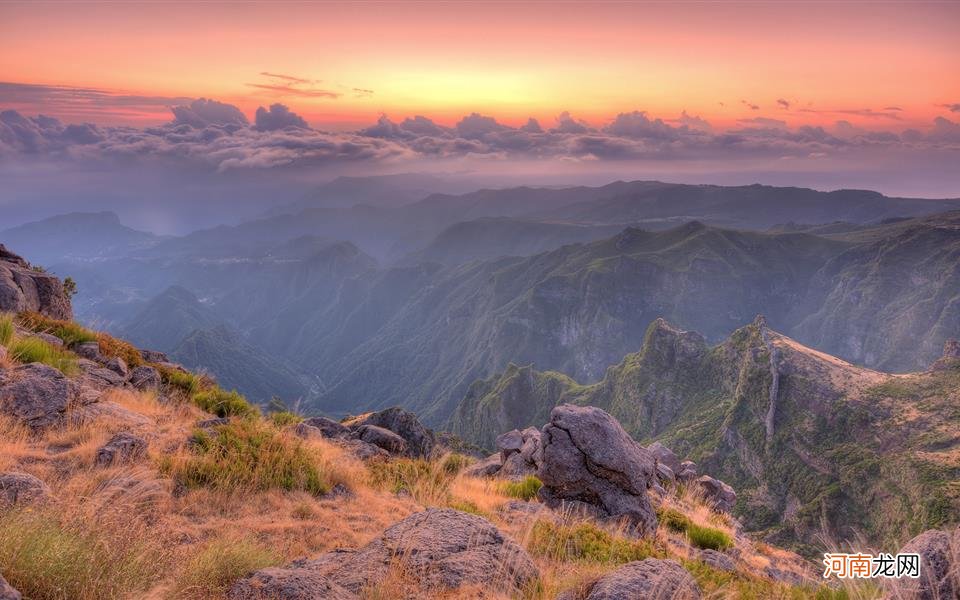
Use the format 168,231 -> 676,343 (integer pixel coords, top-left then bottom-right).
696,475 -> 737,513
0,363 -> 76,430
0,471 -> 51,507
343,407 -> 435,459
538,404 -> 658,536
95,431 -> 148,467
0,244 -> 72,320
352,424 -> 408,455
128,365 -> 161,390
0,574 -> 21,600
230,508 -> 539,598
562,559 -> 701,600
890,528 -> 959,600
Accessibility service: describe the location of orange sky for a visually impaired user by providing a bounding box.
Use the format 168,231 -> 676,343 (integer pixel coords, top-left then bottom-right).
1,1 -> 958,130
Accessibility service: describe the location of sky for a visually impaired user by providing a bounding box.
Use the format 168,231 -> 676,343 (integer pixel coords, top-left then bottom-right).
1,0 -> 959,229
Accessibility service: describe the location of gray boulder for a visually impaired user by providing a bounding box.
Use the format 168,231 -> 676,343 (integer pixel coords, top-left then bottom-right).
496,427 -> 543,480
228,568 -> 358,600
300,416 -> 350,439
464,453 -> 502,478
128,365 -> 161,390
74,341 -> 102,361
656,463 -> 675,484
576,559 -> 701,600
344,407 -> 435,459
0,245 -> 72,320
0,363 -> 75,430
139,349 -> 169,363
496,429 -> 524,462
891,528 -> 959,600
0,574 -> 21,600
647,441 -> 681,473
0,471 -> 51,507
699,549 -> 736,572
696,476 -> 737,513
104,357 -> 128,377
231,509 -> 538,595
677,460 -> 698,483
33,332 -> 63,347
538,404 -> 658,536
352,424 -> 408,456
95,431 -> 148,467
335,438 -> 390,462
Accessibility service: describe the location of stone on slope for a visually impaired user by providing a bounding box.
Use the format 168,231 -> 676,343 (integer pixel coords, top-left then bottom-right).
128,365 -> 161,390
0,471 -> 51,507
497,427 -> 543,480
228,568 -> 358,600
231,509 -> 539,596
95,432 -> 148,467
104,357 -> 129,377
538,404 -> 658,536
74,341 -> 102,361
573,559 -> 701,600
344,407 -> 435,459
0,363 -> 75,430
696,475 -> 737,513
0,244 -> 72,320
890,528 -> 959,600
352,424 -> 408,456
647,441 -> 681,473
464,453 -> 502,478
0,574 -> 21,600
496,429 -> 524,461
300,416 -> 350,439
699,549 -> 736,572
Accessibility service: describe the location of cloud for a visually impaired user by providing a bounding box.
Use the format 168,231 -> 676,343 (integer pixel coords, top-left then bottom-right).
353,88 -> 374,98
741,100 -> 760,110
605,111 -> 681,140
170,98 -> 249,128
519,118 -> 543,133
937,103 -> 960,113
551,111 -> 592,134
247,83 -> 341,98
254,103 -> 309,131
737,117 -> 788,129
675,111 -> 712,132
777,98 -> 791,110
456,113 -> 508,139
260,72 -> 313,84
799,107 -> 902,120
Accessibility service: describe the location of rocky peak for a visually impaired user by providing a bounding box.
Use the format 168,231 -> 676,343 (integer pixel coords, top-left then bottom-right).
931,339 -> 960,371
0,244 -> 72,320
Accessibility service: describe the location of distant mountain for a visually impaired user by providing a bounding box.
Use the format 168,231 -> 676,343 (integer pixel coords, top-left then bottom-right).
451,317 -> 960,553
266,173 -> 472,214
120,286 -> 221,352
0,211 -> 161,265
171,325 -> 315,405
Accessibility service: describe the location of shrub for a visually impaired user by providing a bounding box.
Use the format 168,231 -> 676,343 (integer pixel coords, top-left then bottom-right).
173,537 -> 279,599
157,365 -> 206,395
269,410 -> 303,427
96,332 -> 143,367
527,520 -> 660,564
0,509 -> 168,600
8,336 -> 78,375
0,313 -> 13,346
440,452 -> 471,475
367,458 -> 457,504
502,475 -> 542,501
192,388 -> 258,418
658,507 -> 693,533
16,311 -> 97,346
687,523 -> 733,551
164,418 -> 330,495
447,499 -> 487,517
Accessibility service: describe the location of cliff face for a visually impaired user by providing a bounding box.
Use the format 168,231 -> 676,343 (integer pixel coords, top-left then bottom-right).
0,244 -> 72,320
452,316 -> 960,553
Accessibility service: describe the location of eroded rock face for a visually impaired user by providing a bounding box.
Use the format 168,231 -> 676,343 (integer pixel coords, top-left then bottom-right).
891,528 -> 959,600
574,559 -> 701,600
95,432 -> 148,467
0,574 -> 22,600
0,244 -> 72,320
696,476 -> 737,513
0,363 -> 75,430
344,407 -> 435,459
352,424 -> 408,456
537,404 -> 658,536
300,416 -> 350,439
230,509 -> 539,597
647,441 -> 681,473
0,471 -> 51,507
129,365 -> 161,391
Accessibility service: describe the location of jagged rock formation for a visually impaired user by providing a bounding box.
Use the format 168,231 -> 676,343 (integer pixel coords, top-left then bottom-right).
342,407 -> 436,459
0,244 -> 72,320
294,407 -> 436,461
229,508 -> 539,598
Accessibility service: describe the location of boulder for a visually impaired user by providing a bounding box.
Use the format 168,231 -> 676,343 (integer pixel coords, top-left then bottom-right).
696,476 -> 737,513
496,429 -> 524,462
574,559 -> 701,600
104,357 -> 128,378
300,416 -> 350,439
34,332 -> 63,347
335,438 -> 390,462
228,568 -> 358,600
128,365 -> 161,390
537,404 -> 658,536
0,363 -> 75,430
352,424 -> 408,456
139,349 -> 169,364
647,441 -> 681,473
74,341 -> 102,361
464,453 -> 502,478
698,549 -> 736,572
677,461 -> 698,483
0,471 -> 51,507
496,427 -> 543,480
231,509 -> 539,596
0,575 -> 21,600
656,463 -> 675,484
0,244 -> 72,320
95,431 -> 148,467
344,407 -> 435,459
891,528 -> 959,600
80,364 -> 127,389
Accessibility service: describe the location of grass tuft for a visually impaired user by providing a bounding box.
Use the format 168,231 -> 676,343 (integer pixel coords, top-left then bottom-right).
269,410 -> 303,427
16,311 -> 97,346
367,457 -> 458,505
172,537 -> 280,599
658,507 -> 733,550
0,313 -> 14,346
192,388 -> 258,418
502,475 -> 543,501
527,520 -> 661,564
8,336 -> 78,375
96,332 -> 144,368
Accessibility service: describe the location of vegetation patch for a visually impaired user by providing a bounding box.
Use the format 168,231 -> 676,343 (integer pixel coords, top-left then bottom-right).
367,457 -> 458,504
192,387 -> 258,418
162,418 -> 330,495
268,410 -> 303,427
502,475 -> 543,501
0,313 -> 14,346
527,520 -> 661,564
16,311 -> 97,346
172,537 -> 279,599
657,507 -> 733,550
156,364 -> 207,395
8,336 -> 79,375
96,332 -> 144,368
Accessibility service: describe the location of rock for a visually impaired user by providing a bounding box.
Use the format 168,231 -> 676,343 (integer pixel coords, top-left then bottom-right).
0,574 -> 21,600
228,568 -> 359,600
677,461 -> 698,483
352,424 -> 408,455
300,416 -> 350,439
647,441 -> 681,473
336,438 -> 390,461
104,357 -> 128,377
197,417 -> 230,429
0,363 -> 74,430
518,427 -> 543,464
696,476 -> 737,513
0,244 -> 72,320
232,508 -> 539,596
496,429 -> 524,461
34,332 -> 63,347
0,471 -> 51,507
80,364 -> 127,389
698,549 -> 736,572
128,365 -> 161,390
931,340 -> 960,371
537,404 -> 659,536
95,432 -> 148,466
139,349 -> 169,363
576,559 -> 701,600
74,341 -> 102,361
70,401 -> 151,428
464,453 -> 502,478
891,528 -> 959,600
499,451 -> 539,480
656,462 -> 676,484
344,407 -> 435,459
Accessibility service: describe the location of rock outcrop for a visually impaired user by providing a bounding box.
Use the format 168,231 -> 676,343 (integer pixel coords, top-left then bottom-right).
343,407 -> 436,459
890,528 -> 959,600
0,363 -> 77,430
0,471 -> 51,507
95,431 -> 148,467
230,508 -> 539,598
0,244 -> 72,320
564,559 -> 702,600
538,404 -> 658,536
696,475 -> 737,514
468,427 -> 544,480
931,339 -> 960,371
